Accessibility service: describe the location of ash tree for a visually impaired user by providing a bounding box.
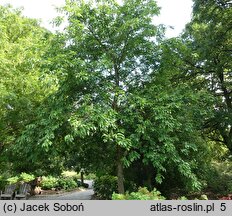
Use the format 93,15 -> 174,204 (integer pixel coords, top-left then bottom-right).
45,0 -> 161,193
14,0 -> 213,193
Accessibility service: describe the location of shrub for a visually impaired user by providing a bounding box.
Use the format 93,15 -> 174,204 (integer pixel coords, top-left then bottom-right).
177,196 -> 188,200
61,171 -> 78,178
176,195 -> 208,200
1,173 -> 35,189
18,173 -> 35,182
124,180 -> 138,193
40,176 -> 59,190
206,161 -> 232,194
199,194 -> 208,200
5,173 -> 35,185
93,175 -> 118,199
6,176 -> 19,185
58,177 -> 77,190
112,187 -> 166,200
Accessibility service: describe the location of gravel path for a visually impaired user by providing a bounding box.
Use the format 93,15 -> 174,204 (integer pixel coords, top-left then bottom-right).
29,180 -> 94,200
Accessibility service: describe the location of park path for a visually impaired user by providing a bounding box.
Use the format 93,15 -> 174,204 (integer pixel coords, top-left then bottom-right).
29,180 -> 94,200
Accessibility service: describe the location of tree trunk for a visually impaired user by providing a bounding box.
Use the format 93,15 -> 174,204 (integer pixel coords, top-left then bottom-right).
80,170 -> 84,185
117,146 -> 125,194
228,128 -> 232,152
222,127 -> 232,152
112,63 -> 125,194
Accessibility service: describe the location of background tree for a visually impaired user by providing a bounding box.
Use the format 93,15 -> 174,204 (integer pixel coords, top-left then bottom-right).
182,0 -> 232,152
0,5 -> 57,172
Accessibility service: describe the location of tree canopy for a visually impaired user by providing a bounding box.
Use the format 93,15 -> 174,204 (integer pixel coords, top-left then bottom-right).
0,0 -> 231,196
182,0 -> 232,151
0,5 -> 57,169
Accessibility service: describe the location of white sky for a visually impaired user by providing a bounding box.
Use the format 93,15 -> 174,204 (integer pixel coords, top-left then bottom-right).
0,0 -> 193,38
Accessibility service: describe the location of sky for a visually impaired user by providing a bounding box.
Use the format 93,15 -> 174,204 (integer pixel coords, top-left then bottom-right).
0,0 -> 193,38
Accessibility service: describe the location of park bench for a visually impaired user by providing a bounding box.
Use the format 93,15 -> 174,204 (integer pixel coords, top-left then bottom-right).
0,184 -> 16,200
15,183 -> 31,200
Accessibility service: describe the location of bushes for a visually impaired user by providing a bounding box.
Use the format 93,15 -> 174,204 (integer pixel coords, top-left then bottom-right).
0,173 -> 36,191
205,161 -> 232,194
41,176 -> 59,190
58,178 -> 77,190
112,187 -> 166,200
18,172 -> 35,182
6,176 -> 19,184
1,171 -> 80,191
41,176 -> 78,190
93,175 -> 118,199
41,176 -> 77,190
6,172 -> 35,185
0,173 -> 36,190
111,187 -> 209,200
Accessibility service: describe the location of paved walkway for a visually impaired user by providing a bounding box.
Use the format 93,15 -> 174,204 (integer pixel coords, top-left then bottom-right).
29,189 -> 94,200
29,180 -> 94,200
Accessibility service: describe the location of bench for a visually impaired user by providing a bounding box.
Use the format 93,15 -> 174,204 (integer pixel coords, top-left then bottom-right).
0,184 -> 16,200
15,183 -> 31,200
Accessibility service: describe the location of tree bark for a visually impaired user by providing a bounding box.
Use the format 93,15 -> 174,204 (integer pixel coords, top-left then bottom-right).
113,63 -> 125,194
80,169 -> 84,185
117,145 -> 125,194
217,69 -> 232,151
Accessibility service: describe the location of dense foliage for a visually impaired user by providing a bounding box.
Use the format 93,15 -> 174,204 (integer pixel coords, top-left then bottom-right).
0,5 -> 58,173
41,175 -> 78,190
0,0 -> 231,199
112,187 -> 165,200
93,175 -> 118,199
182,0 -> 232,151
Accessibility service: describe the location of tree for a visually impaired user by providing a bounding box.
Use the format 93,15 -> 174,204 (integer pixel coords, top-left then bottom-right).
17,0 -> 162,193
13,0 -> 216,194
182,0 -> 232,151
139,38 -> 215,192
0,5 -> 57,170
